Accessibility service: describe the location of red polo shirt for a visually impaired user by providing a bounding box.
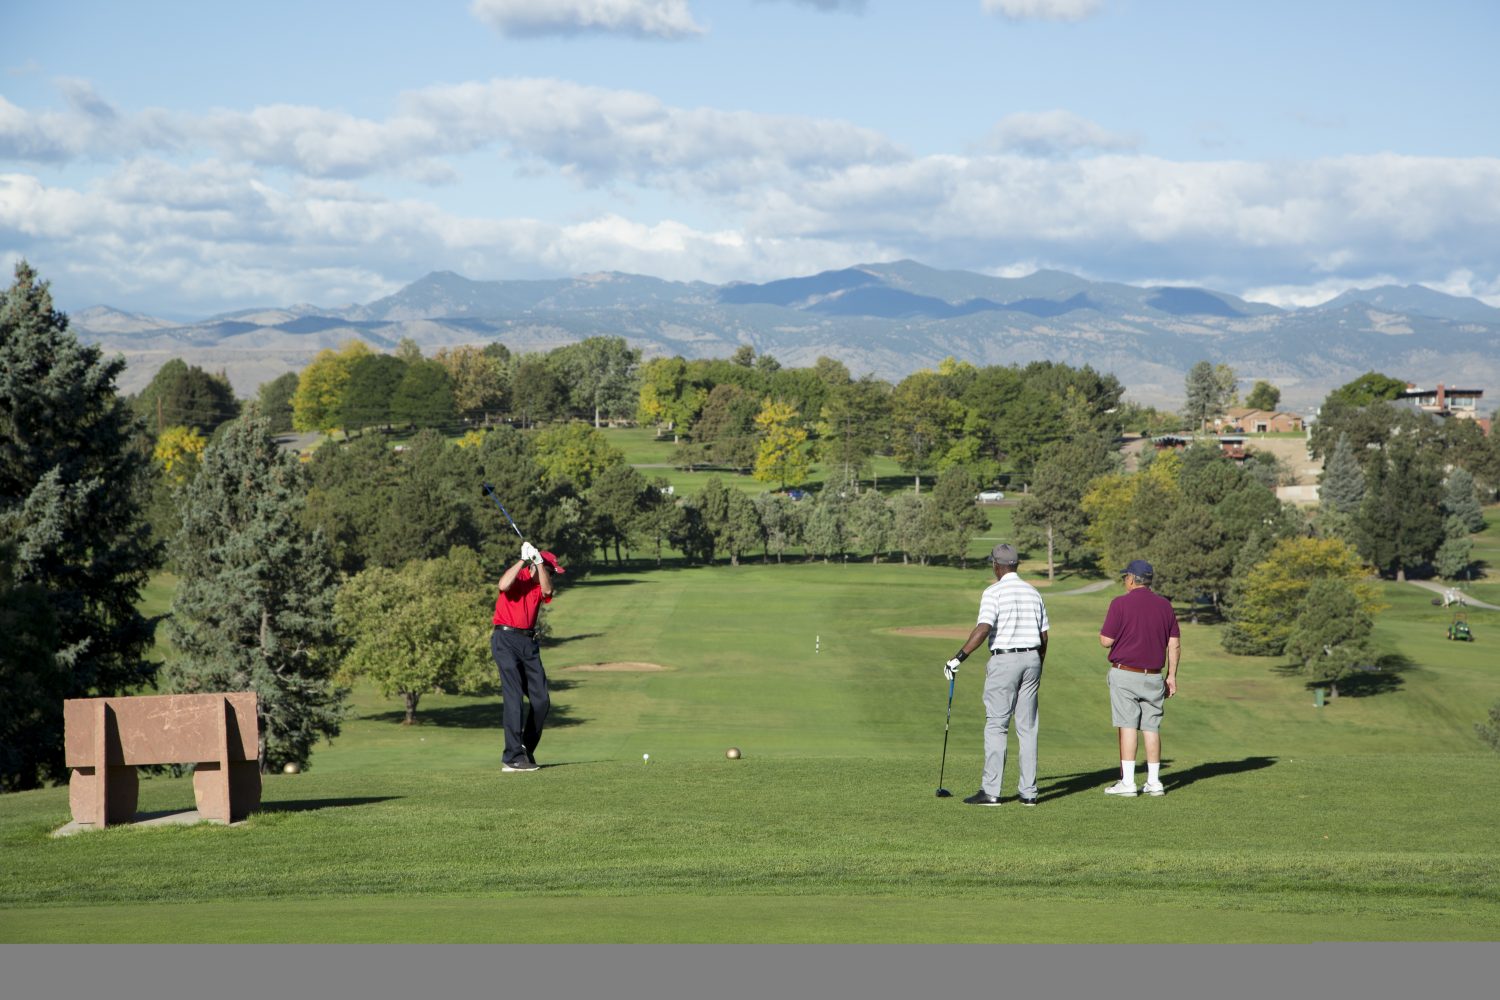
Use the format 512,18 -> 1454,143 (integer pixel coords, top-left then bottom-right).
492,567 -> 551,629
1100,587 -> 1179,669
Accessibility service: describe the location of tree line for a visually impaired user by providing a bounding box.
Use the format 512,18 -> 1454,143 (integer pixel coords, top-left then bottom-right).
6,259 -> 1500,791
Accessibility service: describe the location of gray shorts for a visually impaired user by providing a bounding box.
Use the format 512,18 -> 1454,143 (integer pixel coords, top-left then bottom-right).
1107,667 -> 1165,731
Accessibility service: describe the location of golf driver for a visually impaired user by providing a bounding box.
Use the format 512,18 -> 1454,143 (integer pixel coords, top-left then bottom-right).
935,674 -> 955,798
481,482 -> 525,539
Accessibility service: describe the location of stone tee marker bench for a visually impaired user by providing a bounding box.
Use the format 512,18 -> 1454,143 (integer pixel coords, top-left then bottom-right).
64,692 -> 261,829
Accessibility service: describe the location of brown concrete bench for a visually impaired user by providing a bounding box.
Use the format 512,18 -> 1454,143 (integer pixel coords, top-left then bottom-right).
64,692 -> 261,828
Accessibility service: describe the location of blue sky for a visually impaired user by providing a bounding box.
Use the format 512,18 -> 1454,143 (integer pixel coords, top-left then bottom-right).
3,0 -> 1498,318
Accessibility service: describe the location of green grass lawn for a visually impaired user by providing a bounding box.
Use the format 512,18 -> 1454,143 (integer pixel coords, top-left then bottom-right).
5,558 -> 1499,942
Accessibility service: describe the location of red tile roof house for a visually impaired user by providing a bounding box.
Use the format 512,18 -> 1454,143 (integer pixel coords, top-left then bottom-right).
1213,407 -> 1306,434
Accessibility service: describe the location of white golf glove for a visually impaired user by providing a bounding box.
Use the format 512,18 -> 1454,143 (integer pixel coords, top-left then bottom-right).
520,541 -> 540,564
943,658 -> 962,682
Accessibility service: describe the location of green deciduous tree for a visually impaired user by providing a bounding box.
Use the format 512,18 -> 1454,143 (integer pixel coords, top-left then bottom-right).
685,383 -> 761,470
552,336 -> 641,427
533,422 -> 628,493
256,371 -> 299,434
165,416 -> 347,772
752,491 -> 801,563
848,487 -> 894,563
334,548 -> 494,725
293,341 -> 371,433
1013,434 -> 1116,580
0,261 -> 162,789
390,359 -> 456,429
586,462 -> 651,563
1245,380 -> 1281,411
434,344 -> 509,421
637,357 -> 707,441
340,353 -> 407,433
923,466 -> 989,569
1476,701 -> 1500,754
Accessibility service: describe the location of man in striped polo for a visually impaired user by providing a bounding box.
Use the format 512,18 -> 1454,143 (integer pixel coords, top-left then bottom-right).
1099,559 -> 1180,797
943,543 -> 1050,807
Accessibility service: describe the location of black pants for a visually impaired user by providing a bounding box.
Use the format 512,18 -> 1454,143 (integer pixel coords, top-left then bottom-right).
491,627 -> 550,766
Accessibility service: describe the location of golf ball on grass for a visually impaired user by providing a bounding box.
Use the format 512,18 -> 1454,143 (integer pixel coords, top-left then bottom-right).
283,762 -> 300,774
643,753 -> 650,762
726,747 -> 741,760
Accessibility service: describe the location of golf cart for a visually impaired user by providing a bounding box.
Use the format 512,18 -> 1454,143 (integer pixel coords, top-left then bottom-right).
1447,612 -> 1474,642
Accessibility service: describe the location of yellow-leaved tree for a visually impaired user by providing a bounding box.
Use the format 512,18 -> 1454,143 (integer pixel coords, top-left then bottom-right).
153,425 -> 207,486
752,399 -> 809,489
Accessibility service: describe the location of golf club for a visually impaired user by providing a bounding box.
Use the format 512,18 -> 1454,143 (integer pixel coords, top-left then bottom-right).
480,482 -> 525,539
936,674 -> 955,798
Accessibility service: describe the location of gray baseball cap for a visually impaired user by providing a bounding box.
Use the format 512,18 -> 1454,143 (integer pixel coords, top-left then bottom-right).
989,543 -> 1020,566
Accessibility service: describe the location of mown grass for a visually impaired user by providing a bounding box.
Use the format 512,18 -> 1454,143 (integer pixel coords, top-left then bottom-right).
3,553 -> 1499,942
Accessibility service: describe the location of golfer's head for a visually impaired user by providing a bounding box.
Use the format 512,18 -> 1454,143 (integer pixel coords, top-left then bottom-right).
989,543 -> 1019,574
1121,559 -> 1153,587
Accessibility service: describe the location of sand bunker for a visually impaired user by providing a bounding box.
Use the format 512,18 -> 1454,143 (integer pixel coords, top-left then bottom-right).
886,626 -> 971,639
561,662 -> 669,672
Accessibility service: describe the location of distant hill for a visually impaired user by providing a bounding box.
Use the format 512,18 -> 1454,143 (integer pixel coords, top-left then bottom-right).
72,262 -> 1500,412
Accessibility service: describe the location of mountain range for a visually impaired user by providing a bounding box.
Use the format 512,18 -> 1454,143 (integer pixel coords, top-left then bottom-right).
71,260 -> 1500,412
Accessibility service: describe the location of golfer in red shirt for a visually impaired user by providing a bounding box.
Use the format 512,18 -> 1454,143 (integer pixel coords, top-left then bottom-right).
1099,559 -> 1180,797
492,541 -> 563,772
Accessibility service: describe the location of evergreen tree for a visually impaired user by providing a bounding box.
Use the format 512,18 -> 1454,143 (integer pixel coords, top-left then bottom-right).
1435,535 -> 1474,581
721,490 -> 763,566
586,462 -> 650,563
1147,500 -> 1230,620
752,491 -> 799,563
302,433 -> 400,575
0,261 -> 162,788
691,477 -> 731,563
1284,578 -> 1374,699
0,542 -> 62,790
371,430 -> 475,569
1442,467 -> 1486,535
1356,444 -> 1445,581
638,477 -> 684,567
1320,434 -> 1366,514
1476,701 -> 1500,755
164,416 -> 347,772
1182,361 -> 1224,430
804,474 -> 853,563
132,358 -> 240,436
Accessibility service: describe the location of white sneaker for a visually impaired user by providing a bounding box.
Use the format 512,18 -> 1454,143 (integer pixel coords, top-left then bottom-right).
1104,780 -> 1138,797
1143,781 -> 1165,797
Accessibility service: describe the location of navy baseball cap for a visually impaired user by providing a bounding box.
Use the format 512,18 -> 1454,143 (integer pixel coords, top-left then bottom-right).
1121,559 -> 1153,578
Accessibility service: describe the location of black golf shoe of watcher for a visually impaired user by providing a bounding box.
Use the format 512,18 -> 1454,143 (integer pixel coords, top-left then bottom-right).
963,790 -> 1002,806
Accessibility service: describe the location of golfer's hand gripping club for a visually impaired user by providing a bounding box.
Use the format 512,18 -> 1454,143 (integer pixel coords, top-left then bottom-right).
521,541 -> 540,566
943,648 -> 967,682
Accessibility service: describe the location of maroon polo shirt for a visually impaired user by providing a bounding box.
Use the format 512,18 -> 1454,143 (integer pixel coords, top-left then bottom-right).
492,567 -> 551,629
1100,587 -> 1179,670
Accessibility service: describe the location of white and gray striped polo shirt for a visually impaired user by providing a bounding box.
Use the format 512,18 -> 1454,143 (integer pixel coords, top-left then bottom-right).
977,573 -> 1049,650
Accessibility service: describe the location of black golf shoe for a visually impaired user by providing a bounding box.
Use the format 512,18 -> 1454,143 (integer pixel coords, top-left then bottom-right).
1019,796 -> 1038,807
963,790 -> 1002,806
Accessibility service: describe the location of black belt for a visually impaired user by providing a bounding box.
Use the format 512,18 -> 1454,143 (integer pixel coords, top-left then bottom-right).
494,624 -> 537,637
991,646 -> 1039,654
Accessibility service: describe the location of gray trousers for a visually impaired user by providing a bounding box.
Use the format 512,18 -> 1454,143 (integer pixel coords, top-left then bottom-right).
981,650 -> 1043,798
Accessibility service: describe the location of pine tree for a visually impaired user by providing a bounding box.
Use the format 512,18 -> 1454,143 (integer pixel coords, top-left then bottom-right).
926,466 -> 989,569
0,261 -> 161,788
1320,434 -> 1365,514
165,416 -> 347,772
1356,444 -> 1445,581
1442,468 -> 1485,536
1284,578 -> 1374,698
1014,434 -> 1115,580
848,488 -> 894,563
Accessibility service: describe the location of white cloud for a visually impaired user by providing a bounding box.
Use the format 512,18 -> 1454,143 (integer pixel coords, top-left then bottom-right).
982,0 -> 1102,22
981,111 -> 1137,157
469,0 -> 705,39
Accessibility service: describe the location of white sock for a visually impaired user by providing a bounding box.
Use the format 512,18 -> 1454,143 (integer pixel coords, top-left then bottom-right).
1121,761 -> 1136,785
1147,762 -> 1160,784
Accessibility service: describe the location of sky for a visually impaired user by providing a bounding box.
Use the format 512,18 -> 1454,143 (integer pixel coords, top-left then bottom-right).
3,0 -> 1499,320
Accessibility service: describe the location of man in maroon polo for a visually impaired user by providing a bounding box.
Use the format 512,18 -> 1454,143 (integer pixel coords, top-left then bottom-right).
492,541 -> 563,773
1099,559 -> 1180,797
